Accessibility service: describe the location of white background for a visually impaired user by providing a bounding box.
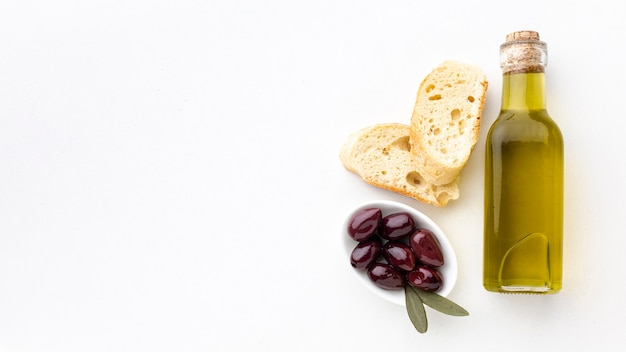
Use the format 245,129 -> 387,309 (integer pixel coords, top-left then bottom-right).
1,0 -> 625,351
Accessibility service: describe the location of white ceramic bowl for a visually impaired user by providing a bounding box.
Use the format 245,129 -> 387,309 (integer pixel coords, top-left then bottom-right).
341,200 -> 458,305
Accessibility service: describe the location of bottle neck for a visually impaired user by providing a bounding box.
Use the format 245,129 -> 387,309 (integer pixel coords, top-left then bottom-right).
501,72 -> 546,111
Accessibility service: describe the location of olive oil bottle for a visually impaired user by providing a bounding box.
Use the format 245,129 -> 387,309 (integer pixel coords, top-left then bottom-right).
484,31 -> 564,294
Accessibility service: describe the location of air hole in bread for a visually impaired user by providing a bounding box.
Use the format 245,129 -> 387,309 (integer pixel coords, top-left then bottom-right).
467,96 -> 475,102
451,109 -> 461,120
457,80 -> 466,84
433,127 -> 441,136
425,84 -> 435,93
429,94 -> 442,101
381,170 -> 388,175
388,136 -> 411,152
406,171 -> 425,187
436,191 -> 451,205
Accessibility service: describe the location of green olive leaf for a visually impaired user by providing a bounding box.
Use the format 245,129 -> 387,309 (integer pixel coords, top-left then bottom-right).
405,286 -> 428,333
414,289 -> 469,317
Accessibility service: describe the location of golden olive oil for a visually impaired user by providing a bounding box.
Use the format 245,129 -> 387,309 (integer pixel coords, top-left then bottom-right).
484,32 -> 564,294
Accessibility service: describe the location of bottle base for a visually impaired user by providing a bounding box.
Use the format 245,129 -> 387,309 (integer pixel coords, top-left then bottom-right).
483,282 -> 561,294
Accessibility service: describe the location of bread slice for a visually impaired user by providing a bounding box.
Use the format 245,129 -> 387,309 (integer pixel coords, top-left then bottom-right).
409,60 -> 487,185
339,60 -> 487,206
339,123 -> 459,206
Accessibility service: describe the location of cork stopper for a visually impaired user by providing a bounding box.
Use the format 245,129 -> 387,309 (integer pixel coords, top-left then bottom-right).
506,30 -> 540,42
500,30 -> 547,74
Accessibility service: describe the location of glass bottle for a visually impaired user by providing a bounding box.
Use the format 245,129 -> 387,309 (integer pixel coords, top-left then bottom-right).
483,31 -> 564,294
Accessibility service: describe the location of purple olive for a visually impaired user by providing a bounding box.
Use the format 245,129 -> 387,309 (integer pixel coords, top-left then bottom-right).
367,263 -> 405,289
347,208 -> 382,242
409,228 -> 444,267
380,212 -> 415,240
350,237 -> 382,269
407,265 -> 443,292
382,241 -> 416,272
